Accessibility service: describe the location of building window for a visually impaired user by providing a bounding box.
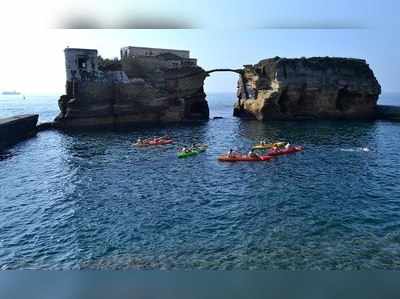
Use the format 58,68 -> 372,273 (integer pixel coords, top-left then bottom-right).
78,57 -> 87,69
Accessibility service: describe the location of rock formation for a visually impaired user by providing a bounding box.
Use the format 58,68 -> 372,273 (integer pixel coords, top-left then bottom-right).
55,48 -> 209,129
55,49 -> 383,127
234,57 -> 381,120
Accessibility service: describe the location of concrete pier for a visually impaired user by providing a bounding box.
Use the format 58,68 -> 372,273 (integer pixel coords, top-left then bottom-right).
376,105 -> 400,121
0,114 -> 39,150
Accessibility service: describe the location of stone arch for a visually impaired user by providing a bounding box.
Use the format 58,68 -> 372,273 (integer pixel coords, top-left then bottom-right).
205,69 -> 248,99
173,68 -> 247,119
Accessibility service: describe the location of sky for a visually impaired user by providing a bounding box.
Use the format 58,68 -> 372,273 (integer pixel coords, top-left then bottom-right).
0,0 -> 399,94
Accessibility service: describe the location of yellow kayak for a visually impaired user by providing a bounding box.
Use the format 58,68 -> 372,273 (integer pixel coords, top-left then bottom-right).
252,142 -> 287,150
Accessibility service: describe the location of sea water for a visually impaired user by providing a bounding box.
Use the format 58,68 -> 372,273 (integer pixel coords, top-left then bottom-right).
1,93 -> 400,269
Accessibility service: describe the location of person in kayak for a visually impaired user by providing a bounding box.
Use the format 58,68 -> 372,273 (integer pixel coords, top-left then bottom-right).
285,142 -> 291,149
271,144 -> 282,153
181,146 -> 191,153
227,149 -> 235,157
248,149 -> 260,158
136,137 -> 144,144
160,135 -> 170,141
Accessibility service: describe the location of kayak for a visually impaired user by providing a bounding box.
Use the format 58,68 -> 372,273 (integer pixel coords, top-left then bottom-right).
133,139 -> 173,147
267,146 -> 304,156
252,142 -> 287,150
178,145 -> 207,158
218,154 -> 273,162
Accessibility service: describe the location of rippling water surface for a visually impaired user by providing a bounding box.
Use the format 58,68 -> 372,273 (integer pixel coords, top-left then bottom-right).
1,93 -> 400,269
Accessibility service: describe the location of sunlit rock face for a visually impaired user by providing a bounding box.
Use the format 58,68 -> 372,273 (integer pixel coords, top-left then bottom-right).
55,48 -> 209,129
234,57 -> 381,120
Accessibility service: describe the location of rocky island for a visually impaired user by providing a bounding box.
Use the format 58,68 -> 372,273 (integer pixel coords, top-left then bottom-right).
53,47 -> 386,128
234,57 -> 381,120
55,46 -> 209,128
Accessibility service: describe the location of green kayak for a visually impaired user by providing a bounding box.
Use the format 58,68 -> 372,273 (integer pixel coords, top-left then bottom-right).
177,146 -> 207,158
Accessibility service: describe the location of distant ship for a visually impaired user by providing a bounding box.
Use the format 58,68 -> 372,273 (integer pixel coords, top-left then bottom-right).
1,91 -> 21,95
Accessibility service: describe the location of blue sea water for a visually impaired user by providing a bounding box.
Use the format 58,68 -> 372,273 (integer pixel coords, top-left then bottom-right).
1,92 -> 400,270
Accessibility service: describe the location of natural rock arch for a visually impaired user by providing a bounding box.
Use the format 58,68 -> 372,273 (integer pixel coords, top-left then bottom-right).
205,69 -> 247,98
176,68 -> 250,118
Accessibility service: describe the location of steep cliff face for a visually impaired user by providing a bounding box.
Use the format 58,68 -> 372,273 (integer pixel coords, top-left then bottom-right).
55,52 -> 209,129
234,57 -> 381,120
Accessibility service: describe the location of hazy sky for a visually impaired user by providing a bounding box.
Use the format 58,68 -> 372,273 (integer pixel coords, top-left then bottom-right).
0,0 -> 399,94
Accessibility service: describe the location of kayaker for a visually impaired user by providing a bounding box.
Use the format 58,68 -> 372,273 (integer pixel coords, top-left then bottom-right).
271,144 -> 279,153
136,137 -> 143,144
182,147 -> 191,153
248,149 -> 259,158
285,142 -> 291,149
228,149 -> 234,157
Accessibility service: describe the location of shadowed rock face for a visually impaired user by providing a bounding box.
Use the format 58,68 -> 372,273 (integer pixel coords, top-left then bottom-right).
234,57 -> 381,120
55,54 -> 209,129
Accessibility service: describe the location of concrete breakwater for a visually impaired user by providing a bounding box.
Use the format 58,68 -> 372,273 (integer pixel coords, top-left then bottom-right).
376,105 -> 400,121
0,114 -> 38,150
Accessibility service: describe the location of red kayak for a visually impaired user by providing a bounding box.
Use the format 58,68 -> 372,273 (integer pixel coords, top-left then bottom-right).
218,154 -> 273,162
267,146 -> 304,156
134,139 -> 173,147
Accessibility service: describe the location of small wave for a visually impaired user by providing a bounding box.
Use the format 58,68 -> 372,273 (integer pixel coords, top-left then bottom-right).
0,151 -> 14,161
340,147 -> 370,153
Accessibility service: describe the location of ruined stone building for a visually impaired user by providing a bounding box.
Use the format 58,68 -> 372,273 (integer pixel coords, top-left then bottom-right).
64,48 -> 100,81
120,46 -> 197,69
120,46 -> 190,59
55,46 -> 209,128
